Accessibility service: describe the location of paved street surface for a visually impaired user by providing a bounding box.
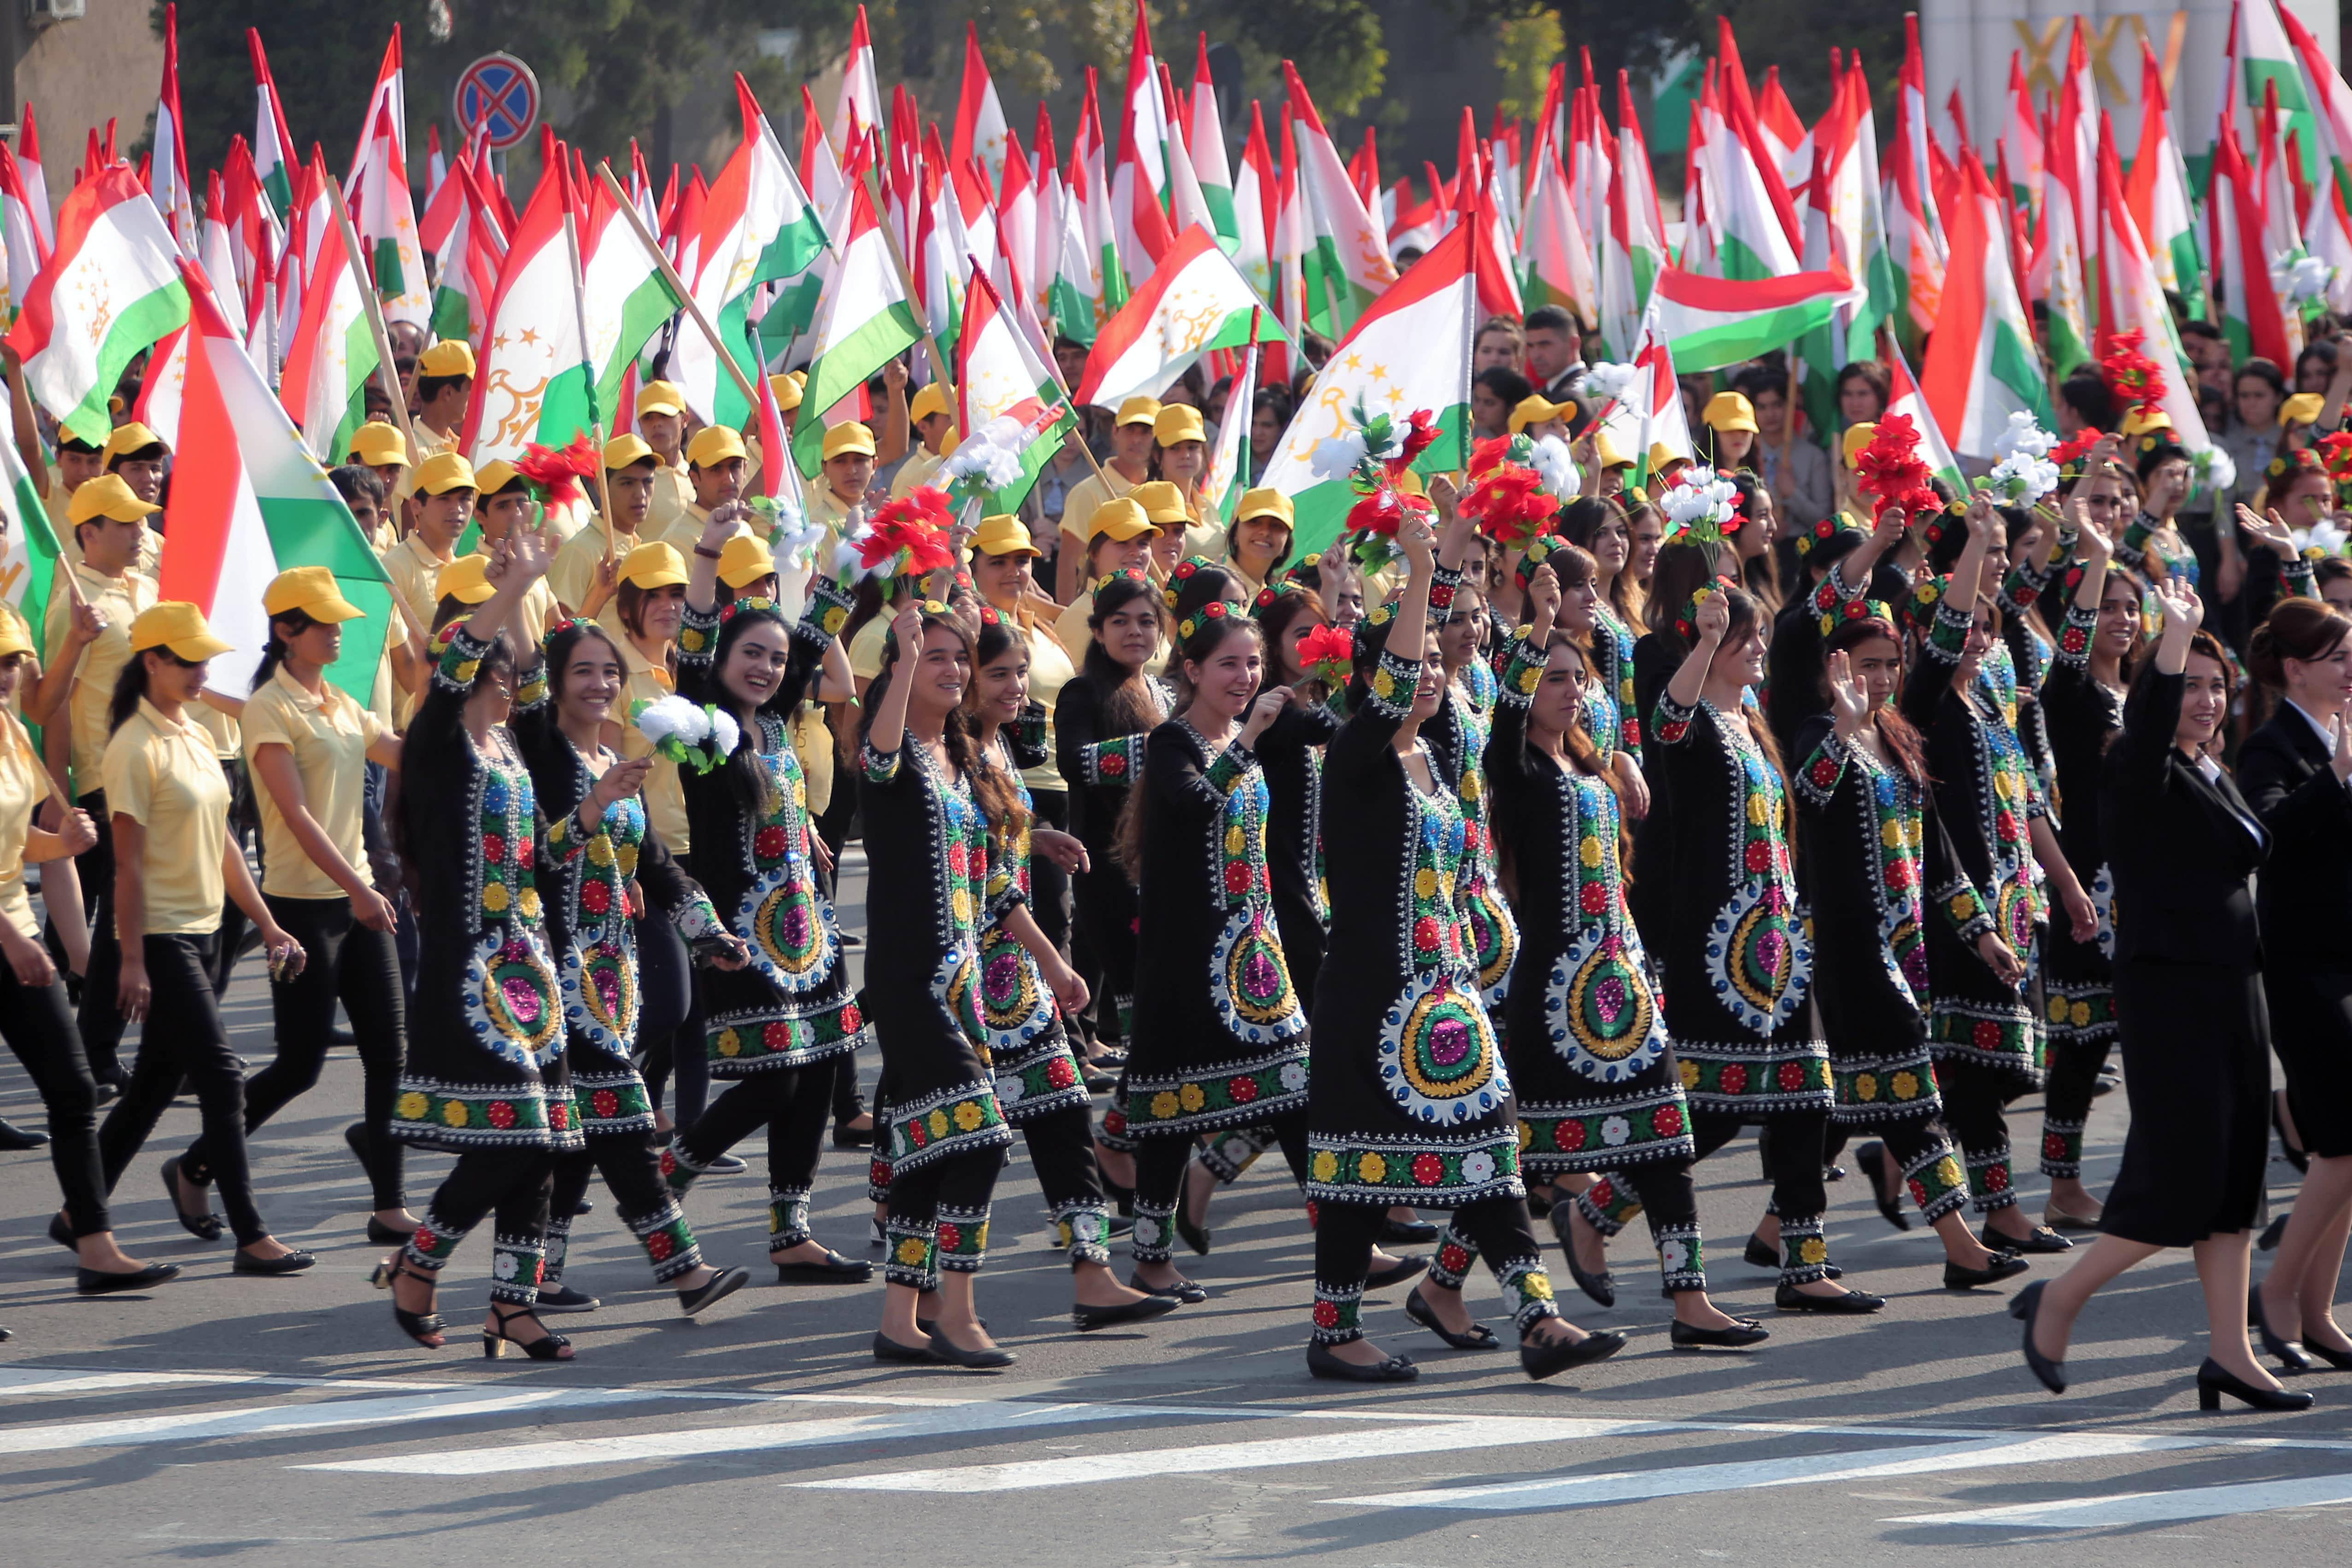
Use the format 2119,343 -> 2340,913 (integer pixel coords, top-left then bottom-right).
2,849 -> 2348,1563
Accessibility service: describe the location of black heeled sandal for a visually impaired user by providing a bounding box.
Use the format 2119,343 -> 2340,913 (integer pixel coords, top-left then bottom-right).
1404,1286 -> 1499,1349
482,1303 -> 574,1361
371,1257 -> 446,1348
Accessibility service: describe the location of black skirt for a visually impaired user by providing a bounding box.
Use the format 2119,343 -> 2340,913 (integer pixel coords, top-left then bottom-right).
2100,957 -> 2271,1247
2261,963 -> 2352,1159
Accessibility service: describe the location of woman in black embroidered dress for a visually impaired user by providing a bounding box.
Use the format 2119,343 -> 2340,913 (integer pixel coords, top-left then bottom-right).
513,618 -> 753,1319
376,528 -> 582,1360
1303,496 -> 1619,1384
661,505 -> 870,1283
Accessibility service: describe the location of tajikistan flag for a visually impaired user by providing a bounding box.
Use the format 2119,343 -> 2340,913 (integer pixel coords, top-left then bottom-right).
1920,160 -> 2051,462
460,165 -> 594,465
158,263 -> 390,704
0,379 -> 58,661
790,179 -> 920,479
1259,215 -> 1503,554
1073,226 -> 1284,412
956,265 -> 1074,515
1199,324 -> 1260,525
4,165 -> 191,443
277,200 -> 377,467
1649,264 -> 1859,373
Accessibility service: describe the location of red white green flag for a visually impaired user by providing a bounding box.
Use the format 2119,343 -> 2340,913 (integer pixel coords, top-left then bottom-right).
1074,225 -> 1285,411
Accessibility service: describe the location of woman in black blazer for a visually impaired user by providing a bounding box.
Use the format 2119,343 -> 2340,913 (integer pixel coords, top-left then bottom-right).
2239,596 -> 2352,1373
2012,578 -> 2311,1411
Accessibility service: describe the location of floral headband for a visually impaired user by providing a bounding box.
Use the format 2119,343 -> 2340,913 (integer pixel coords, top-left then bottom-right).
541,616 -> 605,650
1092,564 -> 1150,594
1819,594 -> 1896,638
1176,597 -> 1234,643
1250,581 -> 1302,621
1513,532 -> 1569,591
1673,575 -> 1738,640
1920,495 -> 1966,546
1162,554 -> 1217,610
1793,513 -> 1862,559
716,594 -> 781,628
2269,447 -> 2326,481
1900,574 -> 1951,637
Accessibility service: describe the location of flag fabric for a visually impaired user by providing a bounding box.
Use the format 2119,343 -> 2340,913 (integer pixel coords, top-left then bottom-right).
346,27 -> 405,180
1074,225 -> 1285,411
160,261 -> 390,703
1199,321 -> 1259,524
1884,16 -> 1948,344
1883,333 -> 1965,491
949,22 -> 1010,188
2123,40 -> 2203,300
132,323 -> 188,451
2094,144 -> 2211,453
16,110 -> 52,255
1516,140 -> 1596,327
1257,217 -> 1485,553
2281,7 -> 2352,209
458,159 -> 594,465
955,265 -> 1073,514
1282,60 -> 1397,338
790,179 -> 920,478
2218,0 -> 2320,187
577,175 -> 686,429
0,379 -> 59,662
1921,159 -> 2051,460
1041,113 -> 1103,343
4,166 -> 193,443
1595,71 -> 1668,361
350,98 -> 428,329
831,5 -> 881,157
151,5 -> 198,255
0,149 -> 47,326
2031,27 -> 2096,376
2001,51 -> 2045,218
1110,3 -> 1175,288
1648,264 -> 1859,372
1076,79 -> 1128,320
1188,36 -> 1240,252
2211,120 -> 2296,366
277,191 -> 377,467
1233,100 -> 1277,297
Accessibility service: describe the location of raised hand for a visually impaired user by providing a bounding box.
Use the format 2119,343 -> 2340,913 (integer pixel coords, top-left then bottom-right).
1525,563 -> 1561,635
1396,508 -> 1437,572
1240,687 -> 1290,746
1825,648 -> 1869,729
1693,586 -> 1730,646
2235,504 -> 2299,560
2152,574 -> 2203,635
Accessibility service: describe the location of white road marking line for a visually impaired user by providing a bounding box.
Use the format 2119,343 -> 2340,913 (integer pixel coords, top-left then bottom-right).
1889,1474 -> 2352,1529
0,1364 -> 976,1409
299,1401 -> 1183,1475
793,1417 -> 1655,1492
1326,1432 -> 2217,1511
0,1386 -> 663,1453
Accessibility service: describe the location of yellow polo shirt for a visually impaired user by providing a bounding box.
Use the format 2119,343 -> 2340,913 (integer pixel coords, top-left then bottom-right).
243,668 -> 388,901
101,697 -> 231,936
0,710 -> 56,939
888,444 -> 948,500
1019,617 -> 1076,797
43,563 -> 158,799
549,514 -> 638,615
645,461 -> 694,542
1057,468 -> 1136,555
381,533 -> 458,631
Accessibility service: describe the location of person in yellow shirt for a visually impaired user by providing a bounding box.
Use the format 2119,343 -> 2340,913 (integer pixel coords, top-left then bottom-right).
550,435 -> 661,616
1051,498 -> 1162,653
345,422 -> 413,551
47,423 -> 167,579
410,341 -> 475,455
29,477 -> 162,1085
801,421 -> 879,548
632,380 -> 699,543
382,452 -> 480,639
769,370 -> 806,438
174,568 -> 414,1245
1055,395 -> 1159,603
1129,480 -> 1197,584
0,608 -> 182,1295
470,461 -> 567,635
656,425 -> 751,554
1147,404 -> 1228,564
1223,488 -> 1298,597
1507,393 -> 1576,442
92,603 -> 312,1275
887,382 -> 957,499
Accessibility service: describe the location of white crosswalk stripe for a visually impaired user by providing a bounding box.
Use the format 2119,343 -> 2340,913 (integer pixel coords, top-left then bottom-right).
1888,1474 -> 2352,1529
0,1386 -> 665,1453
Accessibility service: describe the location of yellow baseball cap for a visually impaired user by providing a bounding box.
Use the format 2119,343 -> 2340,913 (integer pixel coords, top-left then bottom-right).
1702,391 -> 1757,433
2281,393 -> 2324,429
418,341 -> 476,378
1842,422 -> 1877,469
768,372 -> 805,413
1088,497 -> 1159,542
68,474 -> 161,526
619,540 -> 689,590
263,566 -> 365,623
1154,405 -> 1205,446
473,458 -> 526,496
686,425 -> 748,468
1650,446 -> 1691,479
0,605 -> 34,659
604,433 -> 658,471
973,513 -> 1042,557
1115,395 -> 1162,429
1130,480 -> 1190,525
1236,488 -> 1295,528
910,382 -> 956,423
128,601 -> 233,661
636,381 -> 686,418
1593,429 -> 1635,470
434,554 -> 498,605
1507,395 -> 1572,435
102,421 -> 166,462
718,532 -> 778,588
821,422 -> 877,461
347,421 -> 411,468
413,452 -> 479,496
2118,407 -> 2174,440
1394,469 -> 1426,498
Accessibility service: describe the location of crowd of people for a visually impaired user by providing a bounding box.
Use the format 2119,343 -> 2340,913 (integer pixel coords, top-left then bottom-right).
0,297 -> 2348,1404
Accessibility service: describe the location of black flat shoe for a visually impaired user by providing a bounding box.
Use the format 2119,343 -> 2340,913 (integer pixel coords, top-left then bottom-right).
704,1153 -> 747,1175
366,1216 -> 413,1245
2197,1357 -> 2315,1411
1404,1286 -> 1499,1349
774,1249 -> 873,1283
77,1261 -> 181,1295
1526,1185 -> 1554,1218
1365,1254 -> 1428,1291
1522,1327 -> 1625,1380
2011,1279 -> 2065,1393
232,1247 -> 317,1275
833,1123 -> 875,1150
1855,1142 -> 1911,1232
1670,1316 -> 1769,1349
927,1328 -> 1017,1369
1073,1293 -> 1181,1332
1175,1210 -> 1212,1256
1944,1253 -> 2031,1290
2258,1212 -> 2290,1251
535,1284 -> 600,1314
1743,1232 -> 1779,1268
1378,1215 -> 1439,1244
48,1213 -> 76,1252
873,1330 -> 936,1365
159,1157 -> 222,1241
2250,1286 -> 2317,1374
1130,1272 -> 1207,1303
678,1266 -> 750,1316
0,1116 -> 50,1150
1546,1205 -> 1617,1309
571,1198 -> 594,1216
1982,1222 -> 2073,1255
1774,1283 -> 1885,1314
1823,1163 -> 1847,1182
1307,1340 -> 1418,1382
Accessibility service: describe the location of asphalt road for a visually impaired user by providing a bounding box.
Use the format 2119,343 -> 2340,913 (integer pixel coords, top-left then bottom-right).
1,849 -> 2348,1564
